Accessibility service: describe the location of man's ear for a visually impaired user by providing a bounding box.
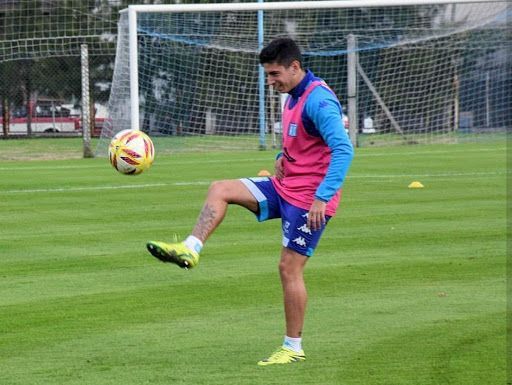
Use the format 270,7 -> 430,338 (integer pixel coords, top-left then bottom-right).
291,60 -> 301,74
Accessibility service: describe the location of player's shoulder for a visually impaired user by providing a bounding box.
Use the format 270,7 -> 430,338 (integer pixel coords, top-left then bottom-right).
306,83 -> 342,113
308,81 -> 339,101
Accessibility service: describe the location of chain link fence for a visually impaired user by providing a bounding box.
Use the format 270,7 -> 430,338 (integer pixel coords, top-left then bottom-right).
0,0 -> 247,138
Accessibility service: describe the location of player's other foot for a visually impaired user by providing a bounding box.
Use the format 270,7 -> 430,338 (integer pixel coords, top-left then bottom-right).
146,241 -> 199,269
257,347 -> 306,366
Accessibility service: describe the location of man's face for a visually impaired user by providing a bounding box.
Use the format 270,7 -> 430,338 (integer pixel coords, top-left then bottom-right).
263,60 -> 302,93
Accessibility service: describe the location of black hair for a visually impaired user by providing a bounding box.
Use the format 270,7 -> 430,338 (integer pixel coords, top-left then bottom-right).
259,37 -> 303,68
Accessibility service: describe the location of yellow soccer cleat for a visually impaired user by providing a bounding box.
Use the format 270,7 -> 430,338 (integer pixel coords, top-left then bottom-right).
146,241 -> 200,269
257,347 -> 306,366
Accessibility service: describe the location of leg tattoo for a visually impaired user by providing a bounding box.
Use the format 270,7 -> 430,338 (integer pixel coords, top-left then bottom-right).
193,203 -> 217,241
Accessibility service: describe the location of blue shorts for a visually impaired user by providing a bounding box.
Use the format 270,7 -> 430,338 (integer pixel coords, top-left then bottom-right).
240,177 -> 330,257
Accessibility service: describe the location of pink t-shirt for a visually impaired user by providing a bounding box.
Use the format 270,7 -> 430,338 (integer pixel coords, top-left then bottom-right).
271,80 -> 341,216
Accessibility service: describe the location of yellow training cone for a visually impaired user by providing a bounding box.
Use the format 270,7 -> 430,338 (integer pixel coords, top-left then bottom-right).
408,181 -> 424,189
258,169 -> 271,177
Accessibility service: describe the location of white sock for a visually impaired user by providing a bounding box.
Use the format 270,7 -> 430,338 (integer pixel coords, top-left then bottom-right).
283,335 -> 302,352
184,235 -> 203,254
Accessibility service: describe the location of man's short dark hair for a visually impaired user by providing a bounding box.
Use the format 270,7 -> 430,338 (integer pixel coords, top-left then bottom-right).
259,38 -> 303,68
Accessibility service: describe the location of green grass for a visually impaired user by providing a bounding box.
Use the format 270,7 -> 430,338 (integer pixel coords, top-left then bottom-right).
0,139 -> 506,385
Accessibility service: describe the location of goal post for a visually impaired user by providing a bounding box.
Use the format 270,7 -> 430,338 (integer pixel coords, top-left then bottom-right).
80,44 -> 94,158
101,0 -> 509,152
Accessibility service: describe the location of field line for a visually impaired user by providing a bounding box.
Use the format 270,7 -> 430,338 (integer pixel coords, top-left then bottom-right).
1,170 -> 506,195
1,182 -> 213,194
349,171 -> 507,178
0,145 -> 504,171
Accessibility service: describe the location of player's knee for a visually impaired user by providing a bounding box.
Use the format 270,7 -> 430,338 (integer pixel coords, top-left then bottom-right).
279,250 -> 307,281
279,260 -> 298,281
278,259 -> 300,281
278,259 -> 289,279
207,180 -> 232,200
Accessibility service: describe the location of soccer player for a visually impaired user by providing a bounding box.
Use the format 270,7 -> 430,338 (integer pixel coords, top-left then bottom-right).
146,37 -> 354,366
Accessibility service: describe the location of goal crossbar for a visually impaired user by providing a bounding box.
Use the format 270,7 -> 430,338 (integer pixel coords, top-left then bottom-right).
122,0 -> 500,14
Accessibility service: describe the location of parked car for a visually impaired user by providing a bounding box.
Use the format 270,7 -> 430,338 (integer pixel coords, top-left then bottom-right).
0,99 -> 107,136
0,98 -> 80,134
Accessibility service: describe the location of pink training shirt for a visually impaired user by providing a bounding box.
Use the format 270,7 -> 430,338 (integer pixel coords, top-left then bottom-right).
271,80 -> 341,217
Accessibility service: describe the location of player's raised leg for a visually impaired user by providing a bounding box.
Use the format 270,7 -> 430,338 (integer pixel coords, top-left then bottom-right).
146,179 -> 258,268
190,179 -> 259,243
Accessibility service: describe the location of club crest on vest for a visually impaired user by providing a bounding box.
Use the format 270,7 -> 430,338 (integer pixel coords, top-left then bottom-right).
288,123 -> 297,137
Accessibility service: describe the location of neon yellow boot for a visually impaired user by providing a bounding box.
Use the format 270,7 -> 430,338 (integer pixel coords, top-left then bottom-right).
146,241 -> 199,269
257,347 -> 306,366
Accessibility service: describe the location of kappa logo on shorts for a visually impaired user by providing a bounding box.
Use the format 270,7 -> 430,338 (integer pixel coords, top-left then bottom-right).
297,224 -> 312,235
292,236 -> 307,247
288,123 -> 297,137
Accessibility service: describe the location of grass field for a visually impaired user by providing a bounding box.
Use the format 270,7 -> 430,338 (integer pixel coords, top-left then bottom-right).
0,138 -> 506,385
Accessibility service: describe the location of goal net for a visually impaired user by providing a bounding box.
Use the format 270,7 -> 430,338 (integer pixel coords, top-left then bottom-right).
101,0 -> 510,152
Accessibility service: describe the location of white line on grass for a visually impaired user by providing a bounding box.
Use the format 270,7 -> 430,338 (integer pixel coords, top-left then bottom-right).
0,145 -> 504,171
1,170 -> 506,195
0,160 -> 266,171
1,182 -> 206,194
349,171 -> 508,179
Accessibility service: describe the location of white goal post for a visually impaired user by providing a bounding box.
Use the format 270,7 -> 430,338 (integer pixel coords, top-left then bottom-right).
103,0 -> 509,151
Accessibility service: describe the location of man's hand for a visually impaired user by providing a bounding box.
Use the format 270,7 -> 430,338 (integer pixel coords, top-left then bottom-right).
275,156 -> 285,179
308,199 -> 327,231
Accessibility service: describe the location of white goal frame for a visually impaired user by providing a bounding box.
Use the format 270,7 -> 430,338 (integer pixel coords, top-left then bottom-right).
122,0 -> 502,141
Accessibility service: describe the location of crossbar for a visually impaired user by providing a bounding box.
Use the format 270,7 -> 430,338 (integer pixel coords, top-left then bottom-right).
121,0 -> 502,14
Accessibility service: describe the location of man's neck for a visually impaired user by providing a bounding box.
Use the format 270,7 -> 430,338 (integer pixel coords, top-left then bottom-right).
293,70 -> 307,89
289,69 -> 312,99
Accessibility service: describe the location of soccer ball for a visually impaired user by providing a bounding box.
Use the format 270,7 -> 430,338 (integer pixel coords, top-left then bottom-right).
108,129 -> 155,175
